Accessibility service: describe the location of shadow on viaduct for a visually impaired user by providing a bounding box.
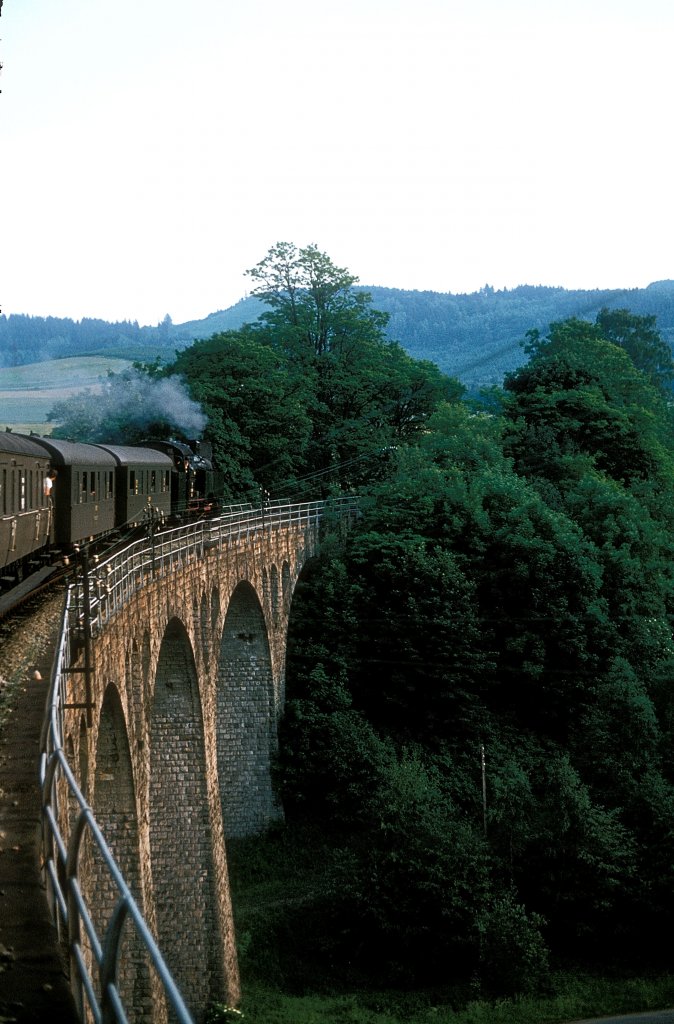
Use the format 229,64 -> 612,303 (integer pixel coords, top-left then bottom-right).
51,508 -> 338,1022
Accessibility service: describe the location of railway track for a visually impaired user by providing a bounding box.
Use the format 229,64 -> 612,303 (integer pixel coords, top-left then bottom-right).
0,564 -> 67,622
0,523 -> 150,623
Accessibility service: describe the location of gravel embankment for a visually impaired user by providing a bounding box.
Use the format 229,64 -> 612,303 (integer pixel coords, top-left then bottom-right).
0,591 -> 78,1023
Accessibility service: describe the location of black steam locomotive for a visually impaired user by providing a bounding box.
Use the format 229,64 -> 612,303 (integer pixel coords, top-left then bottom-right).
0,432 -> 220,584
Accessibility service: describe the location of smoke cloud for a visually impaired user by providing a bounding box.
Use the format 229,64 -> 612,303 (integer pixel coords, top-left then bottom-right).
128,373 -> 208,435
47,368 -> 207,442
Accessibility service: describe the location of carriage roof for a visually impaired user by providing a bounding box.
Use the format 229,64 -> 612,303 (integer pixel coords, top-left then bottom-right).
92,444 -> 174,468
0,432 -> 52,459
17,436 -> 117,468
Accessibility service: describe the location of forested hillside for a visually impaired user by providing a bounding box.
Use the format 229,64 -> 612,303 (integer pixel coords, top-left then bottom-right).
268,312 -> 674,1004
367,279 -> 674,387
4,278 -> 674,389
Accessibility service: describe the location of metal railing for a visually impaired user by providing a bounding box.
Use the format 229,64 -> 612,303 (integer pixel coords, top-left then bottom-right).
38,496 -> 358,1023
82,499 -> 342,629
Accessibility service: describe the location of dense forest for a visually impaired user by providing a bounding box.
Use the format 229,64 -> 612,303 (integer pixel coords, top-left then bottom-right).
51,244 -> 674,1018
4,275 -> 674,390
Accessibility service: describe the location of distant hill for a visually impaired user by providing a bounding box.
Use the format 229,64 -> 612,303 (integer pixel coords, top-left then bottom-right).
0,356 -> 134,431
365,281 -> 674,388
3,282 -> 674,390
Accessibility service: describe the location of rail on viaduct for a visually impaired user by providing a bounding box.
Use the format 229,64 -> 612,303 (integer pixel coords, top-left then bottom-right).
39,499 -> 356,1024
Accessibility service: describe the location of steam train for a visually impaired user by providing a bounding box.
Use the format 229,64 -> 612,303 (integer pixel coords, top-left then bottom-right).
0,432 -> 221,585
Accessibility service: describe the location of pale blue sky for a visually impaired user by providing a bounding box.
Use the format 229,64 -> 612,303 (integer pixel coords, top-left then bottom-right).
2,0 -> 673,325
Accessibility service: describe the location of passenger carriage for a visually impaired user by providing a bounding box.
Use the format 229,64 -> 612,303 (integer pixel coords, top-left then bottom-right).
0,432 -> 53,578
22,436 -> 118,548
93,444 -> 173,528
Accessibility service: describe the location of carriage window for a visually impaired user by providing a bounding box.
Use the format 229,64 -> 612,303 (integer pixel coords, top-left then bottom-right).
19,470 -> 26,511
1,469 -> 5,515
162,470 -> 169,493
129,470 -> 137,495
81,472 -> 88,503
92,472 -> 97,499
106,472 -> 113,499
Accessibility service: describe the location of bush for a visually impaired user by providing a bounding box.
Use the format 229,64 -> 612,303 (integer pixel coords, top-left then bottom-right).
477,892 -> 550,998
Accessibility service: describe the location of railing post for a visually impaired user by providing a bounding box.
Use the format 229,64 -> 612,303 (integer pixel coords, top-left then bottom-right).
79,548 -> 95,728
100,898 -> 130,1024
65,809 -> 90,1021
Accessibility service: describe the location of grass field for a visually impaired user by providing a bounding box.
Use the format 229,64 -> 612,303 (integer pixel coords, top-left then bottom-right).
0,356 -> 133,431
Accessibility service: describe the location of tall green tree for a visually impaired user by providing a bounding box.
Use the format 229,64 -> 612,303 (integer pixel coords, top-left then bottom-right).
244,242 -> 461,491
596,306 -> 674,393
505,317 -> 673,490
245,241 -> 389,359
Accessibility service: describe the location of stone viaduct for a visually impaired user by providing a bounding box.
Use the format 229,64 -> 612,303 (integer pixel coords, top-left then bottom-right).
43,502 -> 352,1023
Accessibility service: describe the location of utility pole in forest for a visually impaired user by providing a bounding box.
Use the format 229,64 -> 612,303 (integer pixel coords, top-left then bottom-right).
480,742 -> 487,838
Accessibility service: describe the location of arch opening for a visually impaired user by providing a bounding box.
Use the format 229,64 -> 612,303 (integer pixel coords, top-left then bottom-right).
149,617 -> 222,1016
216,582 -> 279,837
90,683 -> 149,1021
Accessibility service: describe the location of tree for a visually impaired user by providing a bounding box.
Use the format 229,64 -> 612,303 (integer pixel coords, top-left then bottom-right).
243,242 -> 462,492
170,328 -> 313,498
595,307 -> 674,393
245,241 -> 389,358
505,317 -> 673,490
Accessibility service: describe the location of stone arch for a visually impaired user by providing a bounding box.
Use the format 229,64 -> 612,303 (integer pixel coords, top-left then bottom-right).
281,560 -> 291,606
149,617 -> 222,1016
130,637 -> 139,677
127,637 -> 143,739
216,581 -> 280,837
211,586 -> 220,630
91,683 -> 149,1021
141,629 -> 152,715
200,592 -> 210,670
261,566 -> 269,610
141,631 -> 151,687
270,563 -> 280,625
